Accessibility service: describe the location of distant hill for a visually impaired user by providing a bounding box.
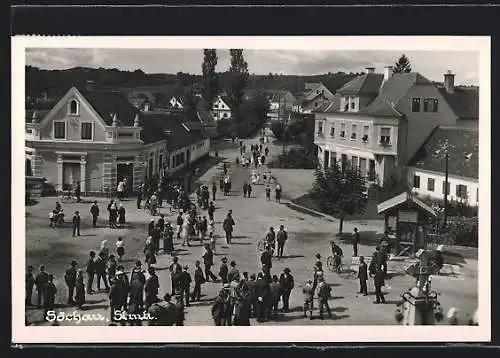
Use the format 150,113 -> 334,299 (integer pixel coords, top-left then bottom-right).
25,65 -> 361,102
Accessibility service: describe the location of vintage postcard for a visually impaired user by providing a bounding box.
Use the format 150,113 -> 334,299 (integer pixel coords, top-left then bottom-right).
12,36 -> 491,343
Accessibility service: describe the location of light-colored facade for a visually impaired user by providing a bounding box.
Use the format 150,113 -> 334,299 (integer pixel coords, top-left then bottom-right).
407,167 -> 479,206
302,83 -> 335,114
25,87 -> 210,194
212,96 -> 231,121
314,113 -> 400,185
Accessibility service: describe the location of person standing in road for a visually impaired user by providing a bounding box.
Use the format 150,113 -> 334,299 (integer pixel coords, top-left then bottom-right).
269,275 -> 281,319
75,269 -> 86,309
265,184 -> 271,201
243,182 -> 248,198
95,252 -> 110,292
35,265 -> 49,308
212,182 -> 217,201
223,211 -> 235,245
276,225 -> 288,258
208,202 -> 216,222
279,268 -> 294,313
64,260 -> 77,305
352,227 -> 360,257
254,272 -> 270,323
25,265 -> 35,306
191,261 -> 205,302
247,183 -> 252,198
202,243 -> 218,282
212,289 -> 227,326
373,266 -> 386,304
90,201 -> 99,228
85,251 -> 96,294
180,265 -> 192,307
358,256 -> 368,296
317,275 -> 332,320
144,266 -> 160,311
303,278 -> 314,319
43,274 -> 57,320
108,276 -> 123,324
275,183 -> 282,203
169,256 -> 182,295
227,261 -> 240,283
219,257 -> 229,284
72,211 -> 81,237
117,203 -> 126,228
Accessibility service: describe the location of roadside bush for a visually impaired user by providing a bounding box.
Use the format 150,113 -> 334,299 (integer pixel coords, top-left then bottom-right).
268,147 -> 318,169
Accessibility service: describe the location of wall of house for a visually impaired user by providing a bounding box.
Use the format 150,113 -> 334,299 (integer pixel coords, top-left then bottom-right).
39,94 -> 107,142
37,150 -> 58,189
86,152 -> 105,192
190,138 -> 210,162
407,167 -> 479,206
397,84 -> 458,163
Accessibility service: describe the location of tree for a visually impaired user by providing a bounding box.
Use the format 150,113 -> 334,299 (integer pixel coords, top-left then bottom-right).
201,49 -> 219,111
310,163 -> 368,234
182,87 -> 198,122
227,49 -> 249,122
393,54 -> 412,73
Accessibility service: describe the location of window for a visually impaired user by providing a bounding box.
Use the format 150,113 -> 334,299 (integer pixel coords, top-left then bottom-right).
351,124 -> 357,139
380,127 -> 391,145
68,99 -> 79,115
340,123 -> 346,138
427,178 -> 435,191
80,123 -> 93,140
362,125 -> 369,142
413,175 -> 421,189
423,98 -> 438,112
330,126 -> 335,137
442,181 -> 450,195
223,113 -> 228,118
351,101 -> 355,110
214,104 -> 218,109
456,184 -> 468,199
412,98 -> 421,112
315,102 -> 318,107
317,121 -> 323,134
54,121 -> 66,139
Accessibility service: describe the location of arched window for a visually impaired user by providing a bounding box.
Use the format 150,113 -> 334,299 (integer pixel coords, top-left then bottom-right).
69,99 -> 79,115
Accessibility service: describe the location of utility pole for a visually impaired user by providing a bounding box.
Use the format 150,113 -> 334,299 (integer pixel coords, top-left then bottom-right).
443,150 -> 449,228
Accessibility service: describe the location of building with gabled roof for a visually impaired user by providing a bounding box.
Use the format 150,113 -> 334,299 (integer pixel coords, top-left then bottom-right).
313,66 -> 479,189
300,82 -> 335,113
25,84 -> 209,194
407,126 -> 479,205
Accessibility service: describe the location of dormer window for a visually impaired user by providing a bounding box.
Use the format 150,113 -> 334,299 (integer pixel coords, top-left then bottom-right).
379,127 -> 391,146
68,99 -> 79,115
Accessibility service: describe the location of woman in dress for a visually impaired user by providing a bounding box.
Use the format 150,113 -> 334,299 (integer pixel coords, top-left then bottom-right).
116,237 -> 125,262
118,203 -> 126,227
143,236 -> 156,269
75,269 -> 86,309
99,240 -> 109,261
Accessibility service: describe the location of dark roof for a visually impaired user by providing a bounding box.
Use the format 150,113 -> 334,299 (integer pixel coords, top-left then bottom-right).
360,72 -> 432,117
25,109 -> 50,123
437,86 -> 479,119
408,126 -> 479,179
314,93 -> 341,113
305,83 -> 321,90
140,111 -> 206,149
78,89 -> 141,126
337,73 -> 384,95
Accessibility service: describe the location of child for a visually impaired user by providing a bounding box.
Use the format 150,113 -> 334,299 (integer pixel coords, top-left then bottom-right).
49,210 -> 55,228
116,237 -> 125,262
303,279 -> 314,319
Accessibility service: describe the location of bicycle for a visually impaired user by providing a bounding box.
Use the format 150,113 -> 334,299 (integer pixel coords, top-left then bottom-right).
327,255 -> 355,277
60,190 -> 77,203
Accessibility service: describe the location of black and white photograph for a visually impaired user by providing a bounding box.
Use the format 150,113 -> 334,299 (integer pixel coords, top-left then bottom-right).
12,36 -> 490,342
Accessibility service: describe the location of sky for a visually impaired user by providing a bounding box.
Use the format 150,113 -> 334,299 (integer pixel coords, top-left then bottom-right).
25,48 -> 479,85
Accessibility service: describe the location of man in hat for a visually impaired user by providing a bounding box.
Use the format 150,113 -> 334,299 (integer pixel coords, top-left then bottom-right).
72,210 -> 81,237
174,293 -> 185,326
191,261 -> 205,302
109,275 -> 124,324
223,211 -> 235,245
212,289 -> 228,326
254,272 -> 270,323
227,261 -> 240,283
219,257 -> 229,284
90,201 -> 99,228
144,266 -> 160,310
169,256 -> 182,295
180,265 -> 192,307
35,265 -> 49,308
358,256 -> 368,296
85,251 -> 96,294
276,225 -> 288,258
43,274 -> 57,319
148,219 -> 155,237
25,265 -> 35,306
202,243 -> 218,282
116,266 -> 129,312
260,246 -> 273,272
317,275 -> 332,319
246,273 -> 258,318
279,268 -> 294,313
269,275 -> 281,319
373,266 -> 386,304
352,227 -> 360,257
64,260 -> 78,305
129,260 -> 146,313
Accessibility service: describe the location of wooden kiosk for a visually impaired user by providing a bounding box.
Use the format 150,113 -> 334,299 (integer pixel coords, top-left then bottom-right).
377,192 -> 437,257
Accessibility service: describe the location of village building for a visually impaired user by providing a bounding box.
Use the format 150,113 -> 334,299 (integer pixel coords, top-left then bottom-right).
212,95 -> 232,121
313,67 -> 479,188
297,82 -> 335,114
25,85 -> 209,195
407,126 -> 479,206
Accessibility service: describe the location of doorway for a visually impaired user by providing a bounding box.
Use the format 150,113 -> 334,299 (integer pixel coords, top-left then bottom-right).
63,162 -> 81,191
323,150 -> 330,168
117,163 -> 134,191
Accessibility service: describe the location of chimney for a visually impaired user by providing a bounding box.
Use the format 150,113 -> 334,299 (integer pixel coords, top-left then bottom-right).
86,80 -> 94,92
365,67 -> 375,74
444,70 -> 455,94
384,66 -> 394,81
